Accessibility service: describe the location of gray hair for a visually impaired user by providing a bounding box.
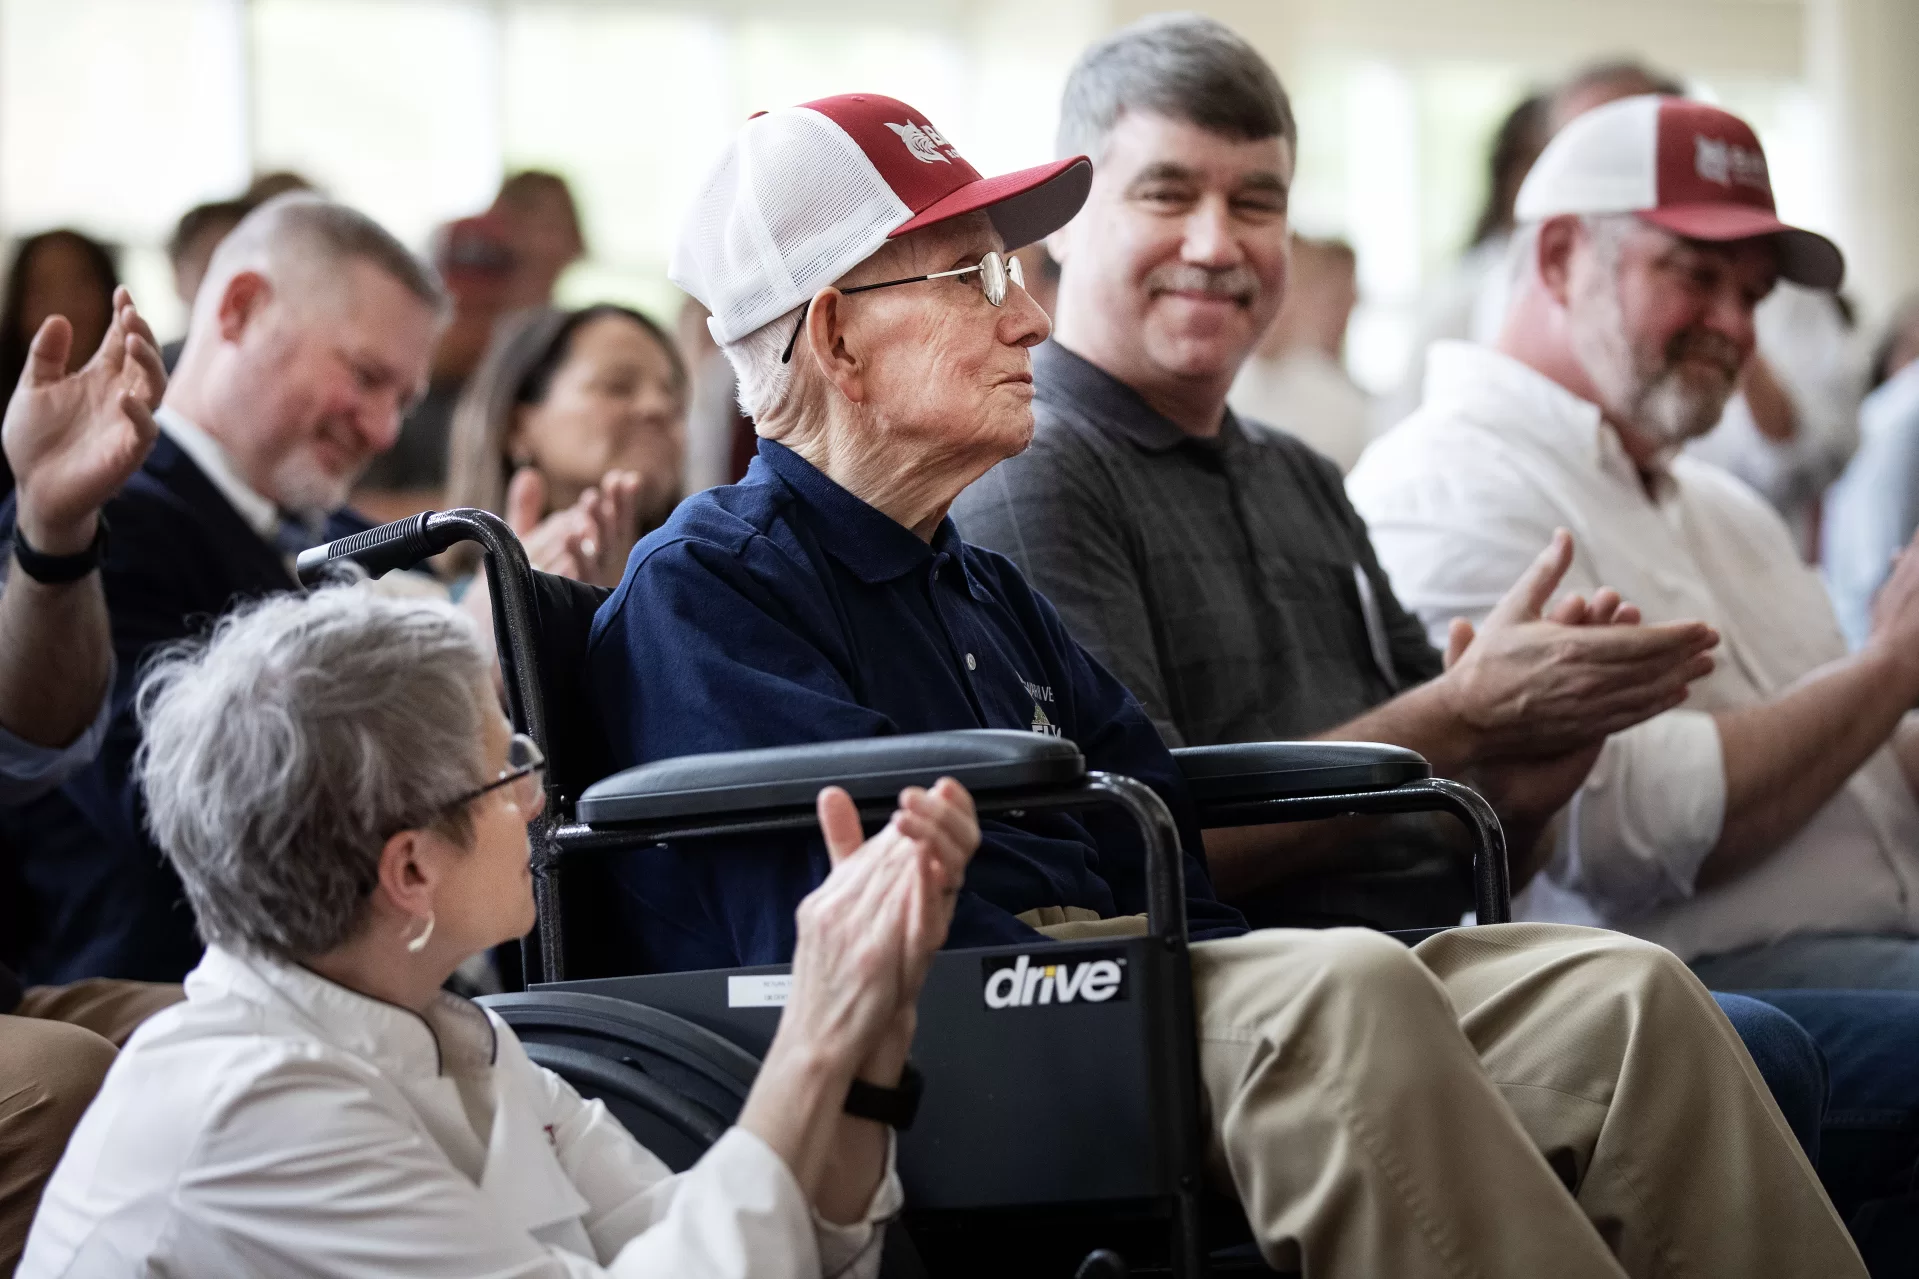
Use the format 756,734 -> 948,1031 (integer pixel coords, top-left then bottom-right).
135,589 -> 492,961
195,192 -> 447,329
1058,13 -> 1296,164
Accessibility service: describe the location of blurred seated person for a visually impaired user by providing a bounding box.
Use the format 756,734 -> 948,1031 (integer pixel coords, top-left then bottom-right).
0,232 -> 119,501
0,194 -> 445,985
1226,235 -> 1375,473
443,304 -> 686,588
583,86 -> 1864,1276
0,290 -> 181,1274
21,588 -> 967,1278
355,214 -> 520,522
493,170 -> 586,311
1823,295 -> 1919,648
160,200 -> 251,372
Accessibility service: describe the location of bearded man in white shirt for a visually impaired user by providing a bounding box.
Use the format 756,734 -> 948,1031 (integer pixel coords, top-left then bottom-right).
1350,95 -> 1919,991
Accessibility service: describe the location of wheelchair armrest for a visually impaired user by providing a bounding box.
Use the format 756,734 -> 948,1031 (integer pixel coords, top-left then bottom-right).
576,729 -> 1085,826
1172,741 -> 1431,808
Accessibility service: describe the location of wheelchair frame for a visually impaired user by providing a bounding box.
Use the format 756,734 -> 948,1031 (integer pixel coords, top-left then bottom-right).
297,507 -> 1512,1278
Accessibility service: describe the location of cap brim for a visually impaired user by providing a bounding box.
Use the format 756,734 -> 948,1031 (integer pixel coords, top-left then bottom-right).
889,156 -> 1093,250
1637,204 -> 1845,290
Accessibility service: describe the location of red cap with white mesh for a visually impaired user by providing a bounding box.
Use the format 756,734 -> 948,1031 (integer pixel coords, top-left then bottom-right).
672,93 -> 1092,345
1515,94 -> 1843,290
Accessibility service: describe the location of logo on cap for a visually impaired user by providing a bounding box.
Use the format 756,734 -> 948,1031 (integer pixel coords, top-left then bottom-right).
1694,136 -> 1769,194
885,120 -> 957,165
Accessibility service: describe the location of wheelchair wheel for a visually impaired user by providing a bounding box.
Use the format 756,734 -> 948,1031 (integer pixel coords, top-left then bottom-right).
482,990 -> 759,1172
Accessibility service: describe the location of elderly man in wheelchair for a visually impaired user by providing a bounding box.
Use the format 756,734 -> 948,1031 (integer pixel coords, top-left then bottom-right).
529,96 -> 1860,1277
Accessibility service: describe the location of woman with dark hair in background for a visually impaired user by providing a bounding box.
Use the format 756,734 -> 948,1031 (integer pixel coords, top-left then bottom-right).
0,231 -> 119,499
443,304 -> 687,584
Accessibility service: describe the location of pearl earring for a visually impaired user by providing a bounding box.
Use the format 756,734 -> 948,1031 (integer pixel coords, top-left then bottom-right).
405,911 -> 436,954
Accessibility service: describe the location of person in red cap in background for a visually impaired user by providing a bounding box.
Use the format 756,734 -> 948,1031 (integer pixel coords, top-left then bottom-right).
1352,96 -> 1919,993
585,91 -> 1865,1277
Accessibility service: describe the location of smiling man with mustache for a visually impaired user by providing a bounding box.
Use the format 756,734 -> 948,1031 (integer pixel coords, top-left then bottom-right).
1350,95 -> 1919,997
954,17 -> 1720,932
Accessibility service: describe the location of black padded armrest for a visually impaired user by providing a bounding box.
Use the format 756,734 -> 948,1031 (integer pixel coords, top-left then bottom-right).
577,729 -> 1084,826
1173,741 -> 1430,806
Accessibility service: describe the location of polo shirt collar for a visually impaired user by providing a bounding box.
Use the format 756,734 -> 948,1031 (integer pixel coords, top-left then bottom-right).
1035,341 -> 1249,456
757,437 -> 990,601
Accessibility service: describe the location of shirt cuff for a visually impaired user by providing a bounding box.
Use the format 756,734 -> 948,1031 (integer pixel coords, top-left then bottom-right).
0,670 -> 112,806
1550,707 -> 1726,921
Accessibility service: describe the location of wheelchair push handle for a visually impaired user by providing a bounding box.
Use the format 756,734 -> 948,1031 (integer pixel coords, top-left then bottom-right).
293,507 -> 528,586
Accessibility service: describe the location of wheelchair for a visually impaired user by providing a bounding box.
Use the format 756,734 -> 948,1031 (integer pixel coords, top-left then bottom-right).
298,507 -> 1511,1278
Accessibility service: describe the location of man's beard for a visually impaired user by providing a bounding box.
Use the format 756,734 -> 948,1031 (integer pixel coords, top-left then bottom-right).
1568,272 -> 1742,451
267,447 -> 357,518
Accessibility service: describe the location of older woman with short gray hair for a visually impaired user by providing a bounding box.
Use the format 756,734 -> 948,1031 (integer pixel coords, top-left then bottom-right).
21,587 -> 978,1279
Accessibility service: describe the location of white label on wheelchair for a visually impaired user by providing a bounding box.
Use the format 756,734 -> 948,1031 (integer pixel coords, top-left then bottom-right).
727,974 -> 793,1007
982,951 -> 1128,1009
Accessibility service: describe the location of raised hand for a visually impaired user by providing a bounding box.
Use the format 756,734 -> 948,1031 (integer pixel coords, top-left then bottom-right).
1439,529 -> 1717,757
5,288 -> 166,554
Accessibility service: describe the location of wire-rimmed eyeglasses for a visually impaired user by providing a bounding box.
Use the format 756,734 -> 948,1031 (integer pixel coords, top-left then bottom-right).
440,732 -> 547,818
780,249 -> 1027,363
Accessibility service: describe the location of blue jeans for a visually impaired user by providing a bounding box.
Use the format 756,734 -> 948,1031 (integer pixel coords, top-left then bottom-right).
1715,993 -> 1827,1161
1742,991 -> 1919,1278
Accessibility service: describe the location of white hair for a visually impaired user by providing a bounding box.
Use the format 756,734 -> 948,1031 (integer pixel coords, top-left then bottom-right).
135,588 -> 492,961
722,305 -> 803,424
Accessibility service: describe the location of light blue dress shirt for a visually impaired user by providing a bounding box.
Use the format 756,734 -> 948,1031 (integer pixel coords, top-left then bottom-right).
1822,362 -> 1919,649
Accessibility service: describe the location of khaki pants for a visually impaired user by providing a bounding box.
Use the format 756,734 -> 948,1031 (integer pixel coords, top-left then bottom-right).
1194,923 -> 1863,1278
0,981 -> 182,1276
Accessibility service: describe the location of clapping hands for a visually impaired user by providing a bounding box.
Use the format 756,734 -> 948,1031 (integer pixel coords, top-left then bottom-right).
785,778 -> 978,1081
503,465 -> 643,588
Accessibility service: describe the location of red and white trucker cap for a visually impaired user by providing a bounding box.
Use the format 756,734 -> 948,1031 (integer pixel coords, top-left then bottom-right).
672,93 -> 1093,345
1515,94 -> 1843,290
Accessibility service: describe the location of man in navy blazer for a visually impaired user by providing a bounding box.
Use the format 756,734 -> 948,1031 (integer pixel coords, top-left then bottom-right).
0,196 -> 446,982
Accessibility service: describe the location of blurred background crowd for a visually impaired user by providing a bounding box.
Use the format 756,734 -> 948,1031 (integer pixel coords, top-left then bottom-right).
2,0 -> 1916,594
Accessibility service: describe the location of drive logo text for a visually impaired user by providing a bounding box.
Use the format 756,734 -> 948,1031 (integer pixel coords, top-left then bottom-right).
982,951 -> 1129,1009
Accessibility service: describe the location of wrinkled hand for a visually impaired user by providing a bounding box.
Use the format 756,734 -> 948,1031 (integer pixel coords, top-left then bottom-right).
1438,529 -> 1717,757
503,465 -> 643,587
4,288 -> 165,553
782,778 -> 978,1079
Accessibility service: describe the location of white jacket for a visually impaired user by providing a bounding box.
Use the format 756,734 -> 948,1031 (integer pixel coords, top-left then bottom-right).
20,946 -> 898,1278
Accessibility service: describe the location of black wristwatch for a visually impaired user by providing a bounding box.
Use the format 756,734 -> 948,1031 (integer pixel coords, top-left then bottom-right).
11,516 -> 108,585
843,1061 -> 924,1131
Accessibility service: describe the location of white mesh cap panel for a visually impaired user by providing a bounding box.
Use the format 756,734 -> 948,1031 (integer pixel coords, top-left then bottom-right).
1515,94 -> 1661,221
671,107 -> 913,346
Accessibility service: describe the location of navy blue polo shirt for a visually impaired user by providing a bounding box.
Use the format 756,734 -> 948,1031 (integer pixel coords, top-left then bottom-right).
584,438 -> 1245,974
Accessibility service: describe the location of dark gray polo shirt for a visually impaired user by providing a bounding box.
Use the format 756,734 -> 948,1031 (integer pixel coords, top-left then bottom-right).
953,342 -> 1463,927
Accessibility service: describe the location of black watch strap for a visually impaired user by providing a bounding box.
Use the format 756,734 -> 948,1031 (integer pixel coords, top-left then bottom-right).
843,1061 -> 923,1131
11,515 -> 108,585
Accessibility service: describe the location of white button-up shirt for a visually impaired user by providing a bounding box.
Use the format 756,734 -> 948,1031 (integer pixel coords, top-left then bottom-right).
21,946 -> 898,1278
1348,341 -> 1919,962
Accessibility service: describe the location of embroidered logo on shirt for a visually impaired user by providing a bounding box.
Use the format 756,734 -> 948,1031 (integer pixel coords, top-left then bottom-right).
1030,704 -> 1061,737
